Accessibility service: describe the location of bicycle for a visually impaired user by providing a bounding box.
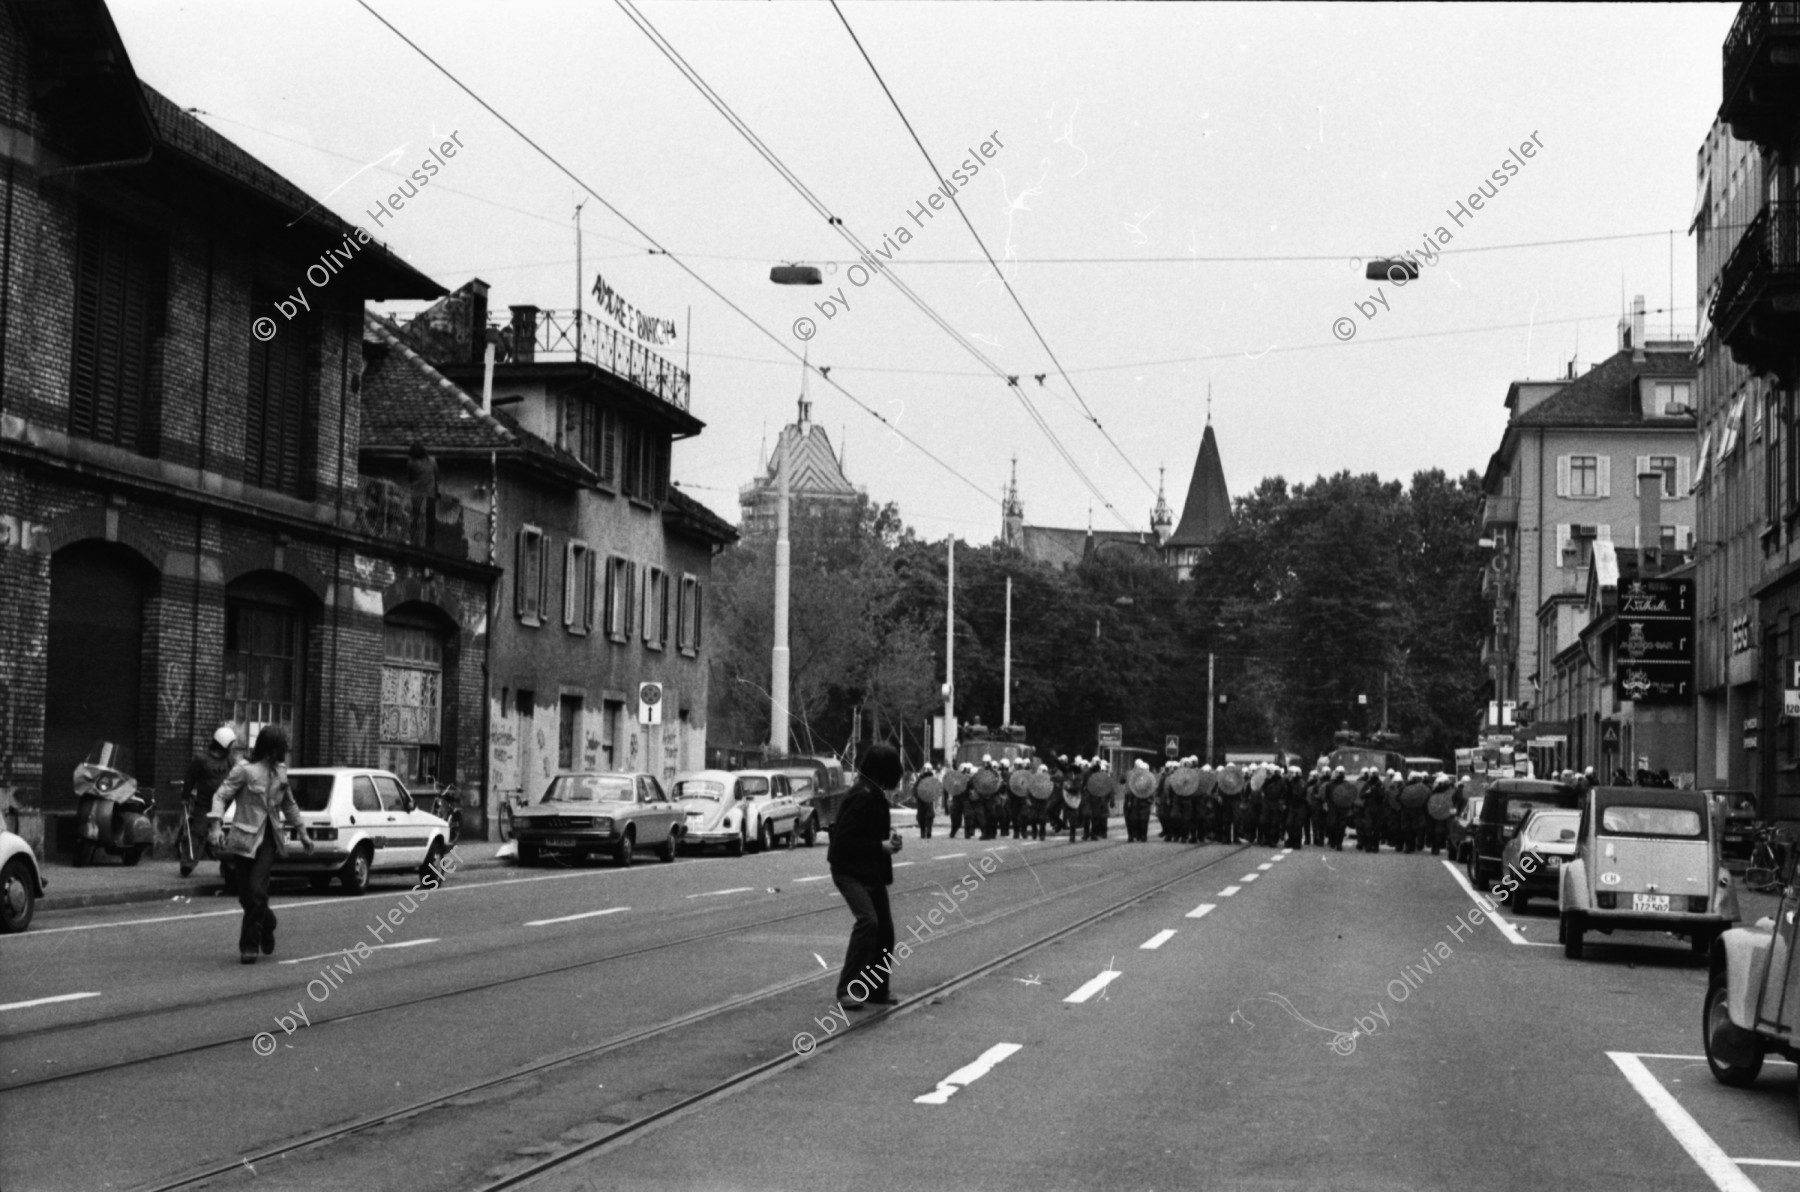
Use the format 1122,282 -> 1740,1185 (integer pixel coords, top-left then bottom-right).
424,780 -> 463,848
1745,826 -> 1785,894
166,780 -> 199,876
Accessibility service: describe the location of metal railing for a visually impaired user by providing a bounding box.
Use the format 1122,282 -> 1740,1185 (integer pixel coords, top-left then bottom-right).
1712,201 -> 1800,329
1723,2 -> 1800,118
506,308 -> 690,412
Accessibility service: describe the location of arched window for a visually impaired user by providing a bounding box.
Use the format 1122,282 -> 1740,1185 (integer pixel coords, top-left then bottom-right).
224,573 -> 315,759
380,605 -> 456,784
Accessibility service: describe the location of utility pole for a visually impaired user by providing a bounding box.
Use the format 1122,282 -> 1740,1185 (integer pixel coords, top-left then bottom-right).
943,537 -> 956,767
574,200 -> 585,360
1206,652 -> 1215,765
1381,671 -> 1389,734
1002,575 -> 1013,727
770,353 -> 800,756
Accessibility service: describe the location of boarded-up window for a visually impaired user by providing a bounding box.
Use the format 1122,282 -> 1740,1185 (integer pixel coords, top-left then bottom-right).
380,620 -> 443,784
245,285 -> 317,496
69,205 -> 166,456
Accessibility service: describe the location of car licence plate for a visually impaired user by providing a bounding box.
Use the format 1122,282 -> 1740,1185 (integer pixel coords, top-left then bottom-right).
544,837 -> 580,848
1632,894 -> 1671,913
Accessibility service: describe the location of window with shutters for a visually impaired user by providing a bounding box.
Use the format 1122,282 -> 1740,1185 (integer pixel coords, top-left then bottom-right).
678,574 -> 702,656
244,284 -> 318,497
69,206 -> 167,457
643,566 -> 668,650
1654,381 -> 1692,415
564,539 -> 595,634
597,407 -> 618,487
516,525 -> 547,626
1641,456 -> 1677,497
605,556 -> 635,642
1569,455 -> 1599,497
563,391 -> 600,473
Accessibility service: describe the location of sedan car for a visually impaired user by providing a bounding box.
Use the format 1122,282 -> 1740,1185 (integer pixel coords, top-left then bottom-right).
724,769 -> 804,852
512,772 -> 682,867
1498,808 -> 1580,911
1450,794 -> 1484,868
1559,786 -> 1739,960
0,829 -> 45,933
670,770 -> 768,856
221,767 -> 453,894
1470,778 -> 1580,885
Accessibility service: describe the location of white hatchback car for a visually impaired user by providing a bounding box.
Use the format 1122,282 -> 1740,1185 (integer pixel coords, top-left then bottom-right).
1,829 -> 45,933
221,767 -> 454,894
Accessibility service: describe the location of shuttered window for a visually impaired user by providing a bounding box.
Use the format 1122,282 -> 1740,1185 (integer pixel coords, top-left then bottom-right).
245,285 -> 317,497
69,206 -> 166,456
516,525 -> 547,626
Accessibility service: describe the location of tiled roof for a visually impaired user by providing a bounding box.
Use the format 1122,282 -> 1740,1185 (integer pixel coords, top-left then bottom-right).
1017,525 -> 1154,569
664,485 -> 739,547
1511,348 -> 1695,428
361,314 -> 517,452
1165,422 -> 1232,548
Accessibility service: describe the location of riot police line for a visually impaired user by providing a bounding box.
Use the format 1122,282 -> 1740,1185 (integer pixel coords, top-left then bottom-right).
899,754 -> 1467,853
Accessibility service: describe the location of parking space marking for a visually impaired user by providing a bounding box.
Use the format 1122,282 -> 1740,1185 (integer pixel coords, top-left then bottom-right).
1140,929 -> 1177,950
1219,886 -> 1242,897
1736,1159 -> 1800,1168
524,907 -> 629,927
1439,860 -> 1532,946
0,991 -> 101,1013
914,1043 -> 1023,1105
685,887 -> 755,899
279,938 -> 438,965
1186,903 -> 1216,919
1609,1051 -> 1761,1192
1064,969 -> 1123,1003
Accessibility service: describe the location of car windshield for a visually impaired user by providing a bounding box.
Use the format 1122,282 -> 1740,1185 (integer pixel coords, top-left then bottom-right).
542,775 -> 634,804
1719,794 -> 1756,815
672,780 -> 725,802
1524,813 -> 1579,844
1601,806 -> 1704,838
288,775 -> 334,813
738,777 -> 771,798
1506,798 -> 1562,824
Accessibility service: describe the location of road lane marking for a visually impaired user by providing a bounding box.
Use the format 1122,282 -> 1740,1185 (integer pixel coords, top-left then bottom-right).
1186,903 -> 1216,919
1140,930 -> 1177,950
0,991 -> 101,1013
1735,1159 -> 1800,1167
893,862 -> 915,868
939,853 -> 967,859
1065,969 -> 1123,1003
1609,1051 -> 1760,1192
1439,860 -> 1532,946
1240,874 -> 1259,882
1278,849 -> 1291,856
1258,863 -> 1274,871
524,907 -> 629,927
794,875 -> 829,883
914,1043 -> 1023,1105
1219,886 -> 1241,897
686,887 -> 755,899
279,938 -> 438,965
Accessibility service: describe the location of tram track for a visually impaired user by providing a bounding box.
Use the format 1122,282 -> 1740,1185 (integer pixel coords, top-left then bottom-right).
0,837 -> 1134,1090
126,841 -> 1252,1192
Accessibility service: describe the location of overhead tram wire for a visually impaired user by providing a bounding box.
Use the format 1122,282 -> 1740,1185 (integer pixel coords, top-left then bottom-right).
829,1 -> 1158,503
349,1 -> 995,510
610,0 -> 1137,531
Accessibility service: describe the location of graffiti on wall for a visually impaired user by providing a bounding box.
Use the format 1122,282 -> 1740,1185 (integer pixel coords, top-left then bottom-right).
159,661 -> 190,742
661,725 -> 680,787
0,517 -> 48,553
344,703 -> 377,765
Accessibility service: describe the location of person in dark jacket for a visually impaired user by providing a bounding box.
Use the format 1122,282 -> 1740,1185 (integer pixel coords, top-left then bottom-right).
180,725 -> 240,877
828,744 -> 905,1009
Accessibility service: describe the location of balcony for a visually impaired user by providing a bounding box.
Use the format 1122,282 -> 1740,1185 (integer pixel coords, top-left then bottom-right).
1721,2 -> 1800,147
358,479 -> 475,561
1711,202 -> 1800,385
1483,494 -> 1519,529
503,307 -> 690,412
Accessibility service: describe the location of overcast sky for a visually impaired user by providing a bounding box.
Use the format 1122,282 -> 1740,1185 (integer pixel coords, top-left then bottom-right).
112,1 -> 1735,540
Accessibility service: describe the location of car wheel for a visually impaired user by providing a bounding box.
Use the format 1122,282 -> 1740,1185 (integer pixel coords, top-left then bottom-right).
308,875 -> 333,893
801,816 -> 818,848
340,846 -> 373,895
729,829 -> 744,858
759,822 -> 774,854
657,832 -> 676,864
0,858 -> 35,934
616,830 -> 634,868
1562,912 -> 1584,960
1704,971 -> 1763,1087
420,840 -> 449,883
1691,929 -> 1718,958
518,842 -> 540,866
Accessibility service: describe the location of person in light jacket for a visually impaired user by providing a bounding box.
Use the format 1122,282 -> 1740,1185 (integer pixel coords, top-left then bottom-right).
207,726 -> 313,964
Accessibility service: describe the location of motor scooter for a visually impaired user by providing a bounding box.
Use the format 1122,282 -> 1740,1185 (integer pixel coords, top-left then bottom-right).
72,741 -> 155,867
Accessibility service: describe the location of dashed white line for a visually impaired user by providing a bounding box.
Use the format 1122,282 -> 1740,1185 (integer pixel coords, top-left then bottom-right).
1257,863 -> 1274,871
794,875 -> 829,883
1064,969 -> 1123,1003
1140,929 -> 1177,950
1186,903 -> 1217,919
914,1043 -> 1023,1105
893,862 -> 915,868
685,886 -> 755,899
524,907 -> 629,927
1219,886 -> 1241,897
279,938 -> 439,965
1609,1051 -> 1759,1192
0,991 -> 101,1013
939,852 -> 967,859
1240,874 -> 1259,883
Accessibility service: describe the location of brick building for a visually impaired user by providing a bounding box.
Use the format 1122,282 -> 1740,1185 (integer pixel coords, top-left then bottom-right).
368,281 -> 735,820
0,2 -> 496,851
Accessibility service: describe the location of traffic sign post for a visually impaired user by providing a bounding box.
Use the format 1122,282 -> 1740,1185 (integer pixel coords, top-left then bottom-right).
638,681 -> 664,725
1097,723 -> 1122,750
1165,734 -> 1179,759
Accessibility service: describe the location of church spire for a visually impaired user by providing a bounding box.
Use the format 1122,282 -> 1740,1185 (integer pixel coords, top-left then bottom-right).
1151,464 -> 1174,545
1001,455 -> 1024,547
1164,417 -> 1232,552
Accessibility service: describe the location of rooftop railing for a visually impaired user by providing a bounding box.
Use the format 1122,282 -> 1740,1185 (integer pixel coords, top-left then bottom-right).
503,306 -> 690,412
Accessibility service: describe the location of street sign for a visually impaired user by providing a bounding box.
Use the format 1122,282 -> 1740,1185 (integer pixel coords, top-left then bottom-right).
1787,657 -> 1800,691
1097,723 -> 1122,749
1618,577 -> 1693,619
1616,620 -> 1691,661
638,681 -> 664,725
1617,664 -> 1693,705
1613,578 -> 1693,705
1786,689 -> 1800,718
1165,734 -> 1179,758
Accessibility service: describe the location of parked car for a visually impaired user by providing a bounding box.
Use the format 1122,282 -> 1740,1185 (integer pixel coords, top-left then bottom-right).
1559,786 -> 1739,960
670,770 -> 795,855
0,829 -> 45,933
512,772 -> 682,867
1450,794 -> 1484,869
222,767 -> 454,894
727,769 -> 805,852
1704,789 -> 1759,863
1470,777 -> 1580,885
1498,808 -> 1580,911
765,755 -> 848,834
1703,844 -> 1800,1092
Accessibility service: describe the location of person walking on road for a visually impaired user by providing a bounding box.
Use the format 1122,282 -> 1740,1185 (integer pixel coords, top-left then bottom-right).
180,725 -> 240,877
207,726 -> 314,965
828,744 -> 904,1010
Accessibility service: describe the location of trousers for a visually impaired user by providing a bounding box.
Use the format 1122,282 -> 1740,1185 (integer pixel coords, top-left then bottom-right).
832,874 -> 895,1002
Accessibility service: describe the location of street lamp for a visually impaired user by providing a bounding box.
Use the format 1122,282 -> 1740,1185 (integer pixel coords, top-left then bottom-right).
767,263 -> 822,755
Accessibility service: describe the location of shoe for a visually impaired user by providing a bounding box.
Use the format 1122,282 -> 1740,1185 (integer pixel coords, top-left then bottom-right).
843,1000 -> 870,1011
240,951 -> 257,965
863,994 -> 898,1006
179,862 -> 196,878
260,914 -> 277,956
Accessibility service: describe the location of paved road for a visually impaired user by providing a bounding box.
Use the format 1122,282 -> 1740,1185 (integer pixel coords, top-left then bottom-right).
4,833 -> 1797,1191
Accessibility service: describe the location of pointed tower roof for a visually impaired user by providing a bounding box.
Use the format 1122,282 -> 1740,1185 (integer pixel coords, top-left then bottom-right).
1164,422 -> 1231,548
